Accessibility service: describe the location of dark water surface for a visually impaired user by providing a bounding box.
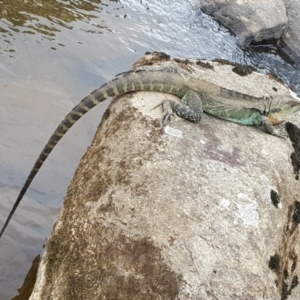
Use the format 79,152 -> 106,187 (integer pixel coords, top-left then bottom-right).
0,0 -> 299,298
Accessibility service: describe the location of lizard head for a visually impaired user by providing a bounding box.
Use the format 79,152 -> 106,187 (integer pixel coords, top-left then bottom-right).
268,100 -> 300,124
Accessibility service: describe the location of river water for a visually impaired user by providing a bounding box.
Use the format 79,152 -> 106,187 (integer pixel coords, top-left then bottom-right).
0,0 -> 299,298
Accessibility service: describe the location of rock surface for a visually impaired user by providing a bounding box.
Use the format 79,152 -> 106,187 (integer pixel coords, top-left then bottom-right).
282,0 -> 300,64
29,53 -> 300,299
200,0 -> 300,65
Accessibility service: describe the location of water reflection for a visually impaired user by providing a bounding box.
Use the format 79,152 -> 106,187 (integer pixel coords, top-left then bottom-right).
0,0 -> 119,35
0,0 -> 120,55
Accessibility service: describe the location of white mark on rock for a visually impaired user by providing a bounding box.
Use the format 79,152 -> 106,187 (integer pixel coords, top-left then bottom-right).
164,125 -> 183,138
259,174 -> 269,182
220,198 -> 230,210
234,193 -> 259,227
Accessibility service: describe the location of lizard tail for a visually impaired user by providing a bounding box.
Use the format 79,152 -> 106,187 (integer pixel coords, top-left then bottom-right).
0,79 -> 124,238
0,70 -> 185,238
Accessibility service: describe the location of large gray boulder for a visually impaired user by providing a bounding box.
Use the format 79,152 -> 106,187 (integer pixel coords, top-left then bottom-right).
282,0 -> 300,64
29,53 -> 300,299
200,0 -> 287,47
200,0 -> 300,64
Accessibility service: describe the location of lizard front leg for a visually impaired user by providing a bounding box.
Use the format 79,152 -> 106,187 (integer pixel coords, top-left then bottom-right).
260,116 -> 287,137
153,89 -> 203,127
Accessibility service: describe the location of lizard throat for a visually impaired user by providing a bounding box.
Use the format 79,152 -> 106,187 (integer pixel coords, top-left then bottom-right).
268,115 -> 284,125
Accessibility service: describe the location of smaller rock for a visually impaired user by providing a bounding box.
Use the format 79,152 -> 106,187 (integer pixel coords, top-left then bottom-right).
200,0 -> 287,47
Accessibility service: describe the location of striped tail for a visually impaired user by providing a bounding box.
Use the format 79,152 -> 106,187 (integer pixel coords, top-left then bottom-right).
0,79 -> 122,238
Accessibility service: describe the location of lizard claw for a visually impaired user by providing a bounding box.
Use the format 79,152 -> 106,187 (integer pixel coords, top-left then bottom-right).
151,100 -> 175,128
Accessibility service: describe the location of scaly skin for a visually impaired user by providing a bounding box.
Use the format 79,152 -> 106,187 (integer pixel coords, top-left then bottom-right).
1,68 -> 300,238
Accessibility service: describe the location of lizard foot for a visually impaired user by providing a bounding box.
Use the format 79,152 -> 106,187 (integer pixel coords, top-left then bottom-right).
151,99 -> 176,128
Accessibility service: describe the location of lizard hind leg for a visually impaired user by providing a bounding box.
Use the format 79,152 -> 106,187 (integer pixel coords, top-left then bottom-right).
177,89 -> 203,123
173,89 -> 203,123
152,89 -> 203,127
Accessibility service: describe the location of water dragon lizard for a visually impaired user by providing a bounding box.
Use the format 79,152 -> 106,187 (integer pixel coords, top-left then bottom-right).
1,65 -> 300,238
